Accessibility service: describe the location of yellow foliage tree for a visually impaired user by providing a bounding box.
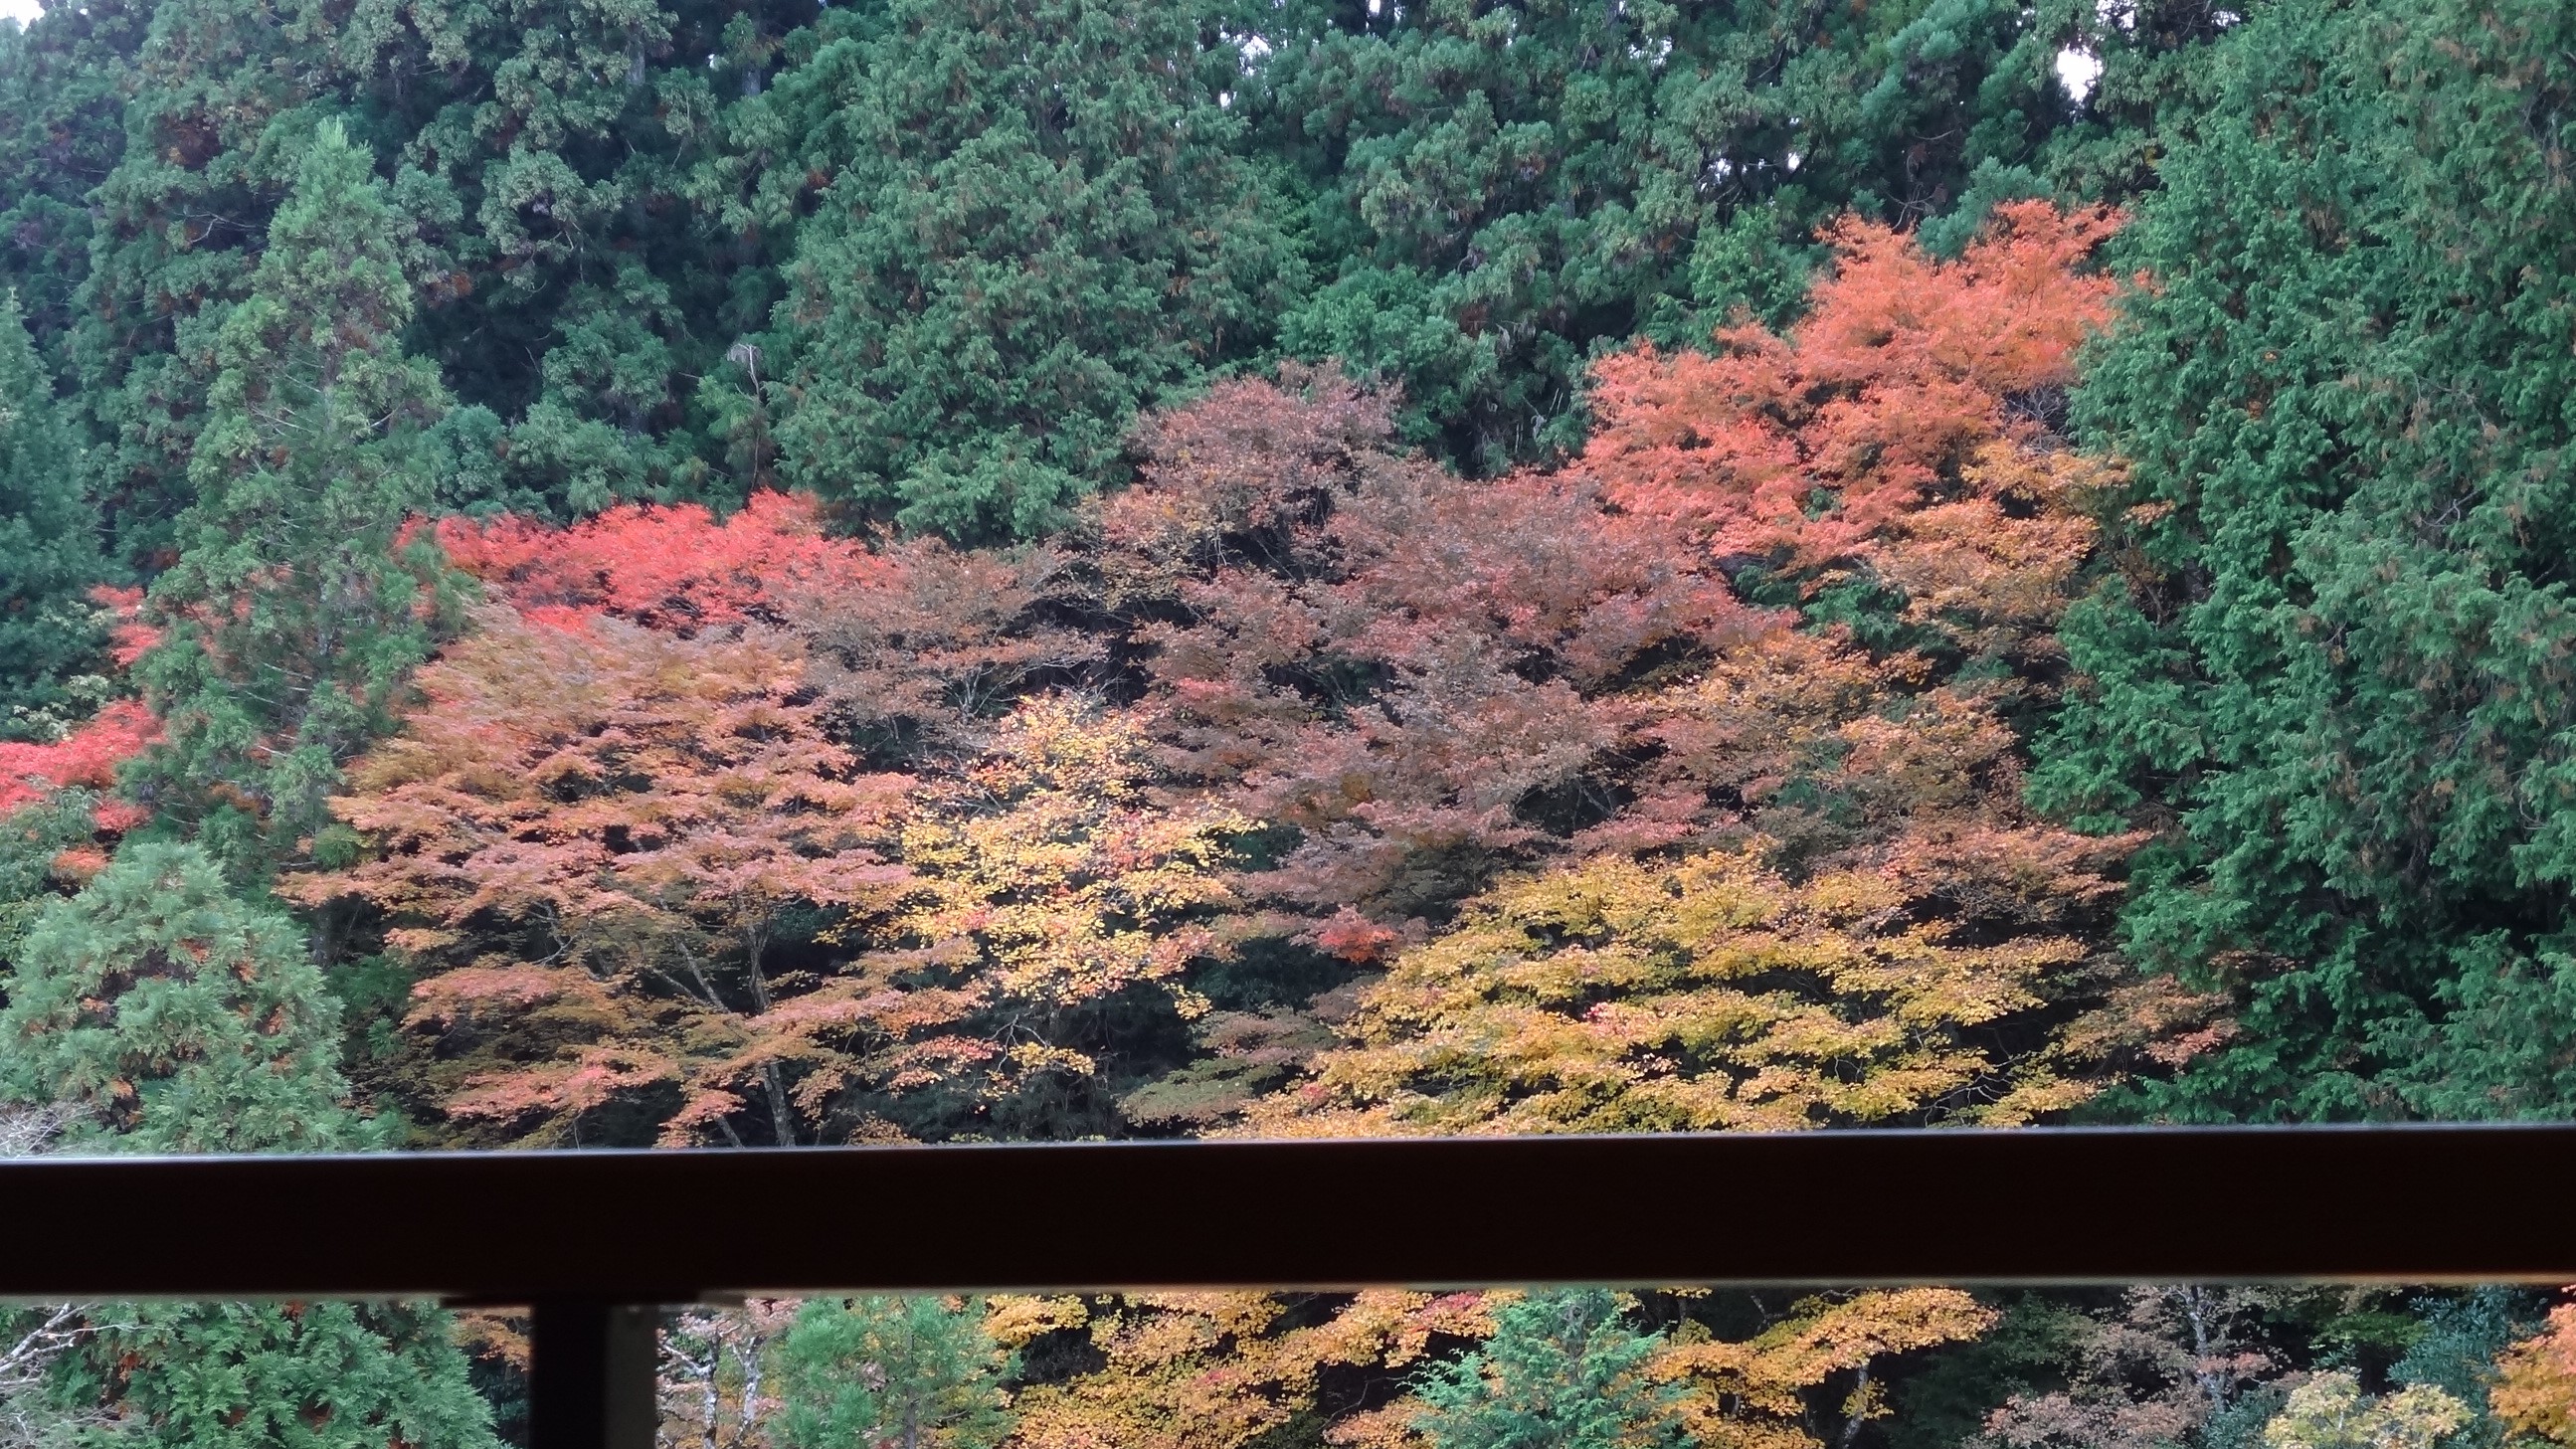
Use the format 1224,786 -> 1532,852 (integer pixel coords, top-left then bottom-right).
994,1287 -> 2000,1449
1002,1292 -> 1494,1449
2262,1375 -> 2467,1449
782,694 -> 1250,1140
1657,1290 -> 2003,1449
1236,848 -> 2097,1137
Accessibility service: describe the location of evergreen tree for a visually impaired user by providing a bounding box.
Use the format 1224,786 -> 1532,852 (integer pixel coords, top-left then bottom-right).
66,0 -> 334,563
0,839 -> 365,1153
0,289 -> 104,739
0,0 -> 143,368
1413,1289 -> 1686,1449
766,0 -> 1296,542
2035,0 -> 2576,1120
395,0 -> 802,518
134,120 -> 460,867
0,839 -> 500,1449
2037,0 -> 2255,217
768,1296 -> 1014,1449
1249,0 -> 2236,473
0,790 -> 95,957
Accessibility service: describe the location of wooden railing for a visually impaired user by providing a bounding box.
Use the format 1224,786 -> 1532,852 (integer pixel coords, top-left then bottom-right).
6,1126 -> 2572,1448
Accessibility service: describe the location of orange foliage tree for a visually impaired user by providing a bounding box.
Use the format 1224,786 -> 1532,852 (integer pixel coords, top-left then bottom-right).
293,606 -> 1245,1145
2495,1300 -> 2576,1447
0,698 -> 157,830
1132,209 -> 2200,1144
446,488 -> 1104,769
281,606 -> 909,1147
0,587 -> 164,855
1579,200 -> 2121,592
1089,363 -> 1751,928
787,541 -> 1103,770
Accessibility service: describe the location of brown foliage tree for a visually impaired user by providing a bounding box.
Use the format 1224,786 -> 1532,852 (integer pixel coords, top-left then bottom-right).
1092,363 -> 1750,929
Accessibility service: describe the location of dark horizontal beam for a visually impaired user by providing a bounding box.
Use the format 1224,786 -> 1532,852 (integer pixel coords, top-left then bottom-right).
5,1125 -> 2572,1301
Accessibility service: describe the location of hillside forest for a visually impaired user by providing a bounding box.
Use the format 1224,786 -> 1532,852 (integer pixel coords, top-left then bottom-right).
5,0 -> 2576,1444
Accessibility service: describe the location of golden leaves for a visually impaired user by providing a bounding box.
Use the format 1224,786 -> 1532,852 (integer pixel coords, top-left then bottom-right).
1240,846 -> 2096,1138
1658,1290 -> 1999,1448
824,696 -> 1249,1107
2495,1300 -> 2576,1446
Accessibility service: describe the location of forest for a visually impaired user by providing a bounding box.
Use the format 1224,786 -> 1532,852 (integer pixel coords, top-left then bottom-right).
3,0 -> 2576,1443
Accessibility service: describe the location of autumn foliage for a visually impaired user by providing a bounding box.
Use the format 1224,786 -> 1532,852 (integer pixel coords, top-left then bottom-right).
1580,201 -> 2120,590
1239,848 -> 2097,1137
14,0 -> 2574,1432
1219,204 -> 2182,1145
823,697 -> 1246,1139
933,211 -> 2155,1449
1097,364 -> 1751,924
436,492 -> 881,632
2495,1300 -> 2576,1446
0,699 -> 156,826
264,205 -> 2180,1449
279,607 -> 909,1146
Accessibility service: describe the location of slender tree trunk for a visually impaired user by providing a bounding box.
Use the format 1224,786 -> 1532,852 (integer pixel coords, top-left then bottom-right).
1839,1361 -> 1872,1449
740,927 -> 797,1146
761,1063 -> 796,1148
738,1326 -> 767,1446
2183,1288 -> 2225,1413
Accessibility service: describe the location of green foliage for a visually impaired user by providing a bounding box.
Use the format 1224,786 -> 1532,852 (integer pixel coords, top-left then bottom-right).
1249,0 -> 2227,473
766,0 -> 1295,542
0,839 -> 370,1154
49,1300 -> 496,1449
57,0 -> 781,552
13,0 -> 2254,555
2034,0 -> 2576,1121
2041,1 -> 2258,212
0,289 -> 103,737
2391,1291 -> 2544,1449
14,0 -> 2252,547
1413,1290 -> 1686,1449
769,1296 -> 1015,1449
0,839 -> 499,1447
0,0 -> 141,367
65,0 -> 337,563
0,791 -> 94,957
134,120 -> 460,866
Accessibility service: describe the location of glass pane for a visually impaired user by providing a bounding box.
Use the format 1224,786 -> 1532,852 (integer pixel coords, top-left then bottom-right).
12,0 -> 2572,1155
5,0 -> 2572,1445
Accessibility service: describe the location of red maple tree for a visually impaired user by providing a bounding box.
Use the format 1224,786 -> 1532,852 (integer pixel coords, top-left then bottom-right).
436,490 -> 884,632
0,699 -> 158,831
